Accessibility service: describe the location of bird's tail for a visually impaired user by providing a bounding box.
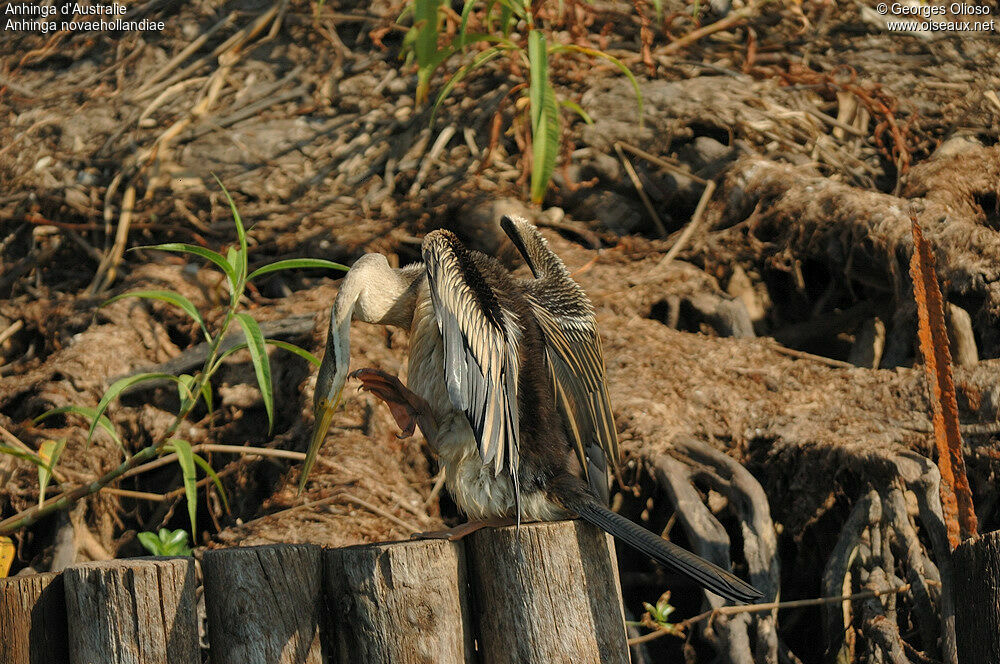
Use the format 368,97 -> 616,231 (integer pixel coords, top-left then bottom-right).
564,492 -> 763,604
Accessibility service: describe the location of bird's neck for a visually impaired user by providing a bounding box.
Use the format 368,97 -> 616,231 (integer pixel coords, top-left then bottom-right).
341,262 -> 423,328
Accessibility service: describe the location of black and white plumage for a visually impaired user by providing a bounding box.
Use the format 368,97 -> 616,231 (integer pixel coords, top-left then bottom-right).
305,216 -> 762,604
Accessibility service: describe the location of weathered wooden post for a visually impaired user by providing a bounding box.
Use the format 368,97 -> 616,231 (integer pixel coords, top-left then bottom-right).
0,571 -> 70,664
952,530 -> 1000,662
324,538 -> 473,663
466,520 -> 630,664
63,557 -> 199,664
202,543 -> 323,664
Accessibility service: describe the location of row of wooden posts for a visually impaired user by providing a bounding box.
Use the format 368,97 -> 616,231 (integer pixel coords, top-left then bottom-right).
0,520 -> 632,664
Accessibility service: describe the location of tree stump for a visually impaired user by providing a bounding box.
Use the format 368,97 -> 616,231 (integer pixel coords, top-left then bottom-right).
466,520 -> 629,664
324,538 -> 473,663
202,543 -> 323,664
63,557 -> 199,664
952,530 -> 1000,662
0,571 -> 69,664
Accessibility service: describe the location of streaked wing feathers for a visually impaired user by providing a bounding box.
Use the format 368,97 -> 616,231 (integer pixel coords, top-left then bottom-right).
532,303 -> 620,499
500,216 -> 620,500
422,231 -> 521,478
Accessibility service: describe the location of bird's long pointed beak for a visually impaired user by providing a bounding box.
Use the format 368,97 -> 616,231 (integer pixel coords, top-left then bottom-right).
298,386 -> 343,495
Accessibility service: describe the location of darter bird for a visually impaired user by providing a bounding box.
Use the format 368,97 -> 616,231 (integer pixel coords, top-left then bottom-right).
302,216 -> 761,604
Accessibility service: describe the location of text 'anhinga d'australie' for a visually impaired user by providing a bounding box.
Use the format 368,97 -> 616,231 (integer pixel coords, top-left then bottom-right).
301,215 -> 762,604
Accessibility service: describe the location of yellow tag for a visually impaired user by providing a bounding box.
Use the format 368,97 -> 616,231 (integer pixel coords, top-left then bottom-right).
0,536 -> 14,578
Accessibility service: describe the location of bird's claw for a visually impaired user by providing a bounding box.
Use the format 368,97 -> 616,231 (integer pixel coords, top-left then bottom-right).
350,368 -> 435,440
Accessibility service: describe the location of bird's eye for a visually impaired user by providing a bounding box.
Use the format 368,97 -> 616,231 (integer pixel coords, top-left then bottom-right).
318,397 -> 330,408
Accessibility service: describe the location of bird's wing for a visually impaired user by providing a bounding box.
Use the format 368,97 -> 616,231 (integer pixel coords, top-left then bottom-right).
422,230 -> 521,480
500,216 -> 621,501
530,298 -> 620,501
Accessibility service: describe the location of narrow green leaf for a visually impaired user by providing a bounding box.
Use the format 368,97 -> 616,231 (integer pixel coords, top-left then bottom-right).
191,452 -> 230,514
200,381 -> 214,414
35,406 -> 123,450
213,339 -> 318,372
212,342 -> 249,369
459,0 -> 476,43
432,45 -> 506,125
528,31 -> 560,204
213,176 -> 248,283
528,30 -> 546,131
266,339 -> 321,367
177,374 -> 197,410
549,44 -> 644,124
138,243 -> 238,291
412,0 -> 444,104
560,99 -> 594,125
247,258 -> 348,282
37,438 -> 67,506
88,373 -> 182,444
0,444 -> 45,468
168,438 -> 199,544
495,0 -> 527,20
102,290 -> 210,343
235,313 -> 274,434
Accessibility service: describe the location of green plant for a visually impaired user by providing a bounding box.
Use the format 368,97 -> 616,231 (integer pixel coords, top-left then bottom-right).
138,528 -> 193,557
0,179 -> 346,543
628,590 -> 685,638
401,0 -> 642,204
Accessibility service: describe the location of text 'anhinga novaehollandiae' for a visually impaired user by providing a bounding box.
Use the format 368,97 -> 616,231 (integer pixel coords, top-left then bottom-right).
302,216 -> 762,604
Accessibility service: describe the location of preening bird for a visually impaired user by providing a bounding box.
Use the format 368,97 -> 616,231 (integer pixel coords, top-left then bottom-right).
303,216 -> 761,604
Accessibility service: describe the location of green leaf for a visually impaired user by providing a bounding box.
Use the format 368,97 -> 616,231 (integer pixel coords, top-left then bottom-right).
200,380 -> 214,414
266,339 -> 321,367
213,339 -> 318,372
137,531 -> 161,556
177,374 -> 197,410
411,0 -> 444,104
34,406 -> 123,451
102,290 -> 210,343
37,438 -> 66,506
88,373 -> 182,444
560,99 -> 594,125
213,176 -> 248,284
235,313 -> 274,433
167,439 -> 199,545
432,45 -> 507,125
0,444 -> 45,468
138,528 -> 192,556
191,452 -> 229,514
138,243 -> 238,292
528,31 -> 560,204
549,44 -> 643,125
160,528 -> 192,555
459,0 -> 476,43
247,258 -> 348,282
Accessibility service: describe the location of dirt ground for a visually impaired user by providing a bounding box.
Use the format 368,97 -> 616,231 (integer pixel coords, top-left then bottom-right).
2,0 -> 999,661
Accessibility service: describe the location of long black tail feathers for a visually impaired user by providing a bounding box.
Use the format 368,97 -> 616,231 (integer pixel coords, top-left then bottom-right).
571,497 -> 763,604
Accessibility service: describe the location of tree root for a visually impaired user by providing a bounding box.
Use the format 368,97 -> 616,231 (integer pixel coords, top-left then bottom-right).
648,439 -> 961,664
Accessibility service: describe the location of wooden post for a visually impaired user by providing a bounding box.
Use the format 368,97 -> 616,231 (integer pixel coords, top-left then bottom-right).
0,572 -> 70,664
466,520 -> 630,664
63,557 -> 199,664
202,544 -> 323,664
952,530 -> 1000,662
324,539 -> 473,664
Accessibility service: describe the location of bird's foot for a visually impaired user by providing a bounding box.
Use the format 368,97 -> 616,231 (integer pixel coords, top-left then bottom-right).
350,368 -> 437,440
411,518 -> 517,541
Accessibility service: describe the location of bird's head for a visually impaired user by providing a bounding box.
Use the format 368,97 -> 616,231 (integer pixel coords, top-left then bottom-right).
299,258 -> 368,494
